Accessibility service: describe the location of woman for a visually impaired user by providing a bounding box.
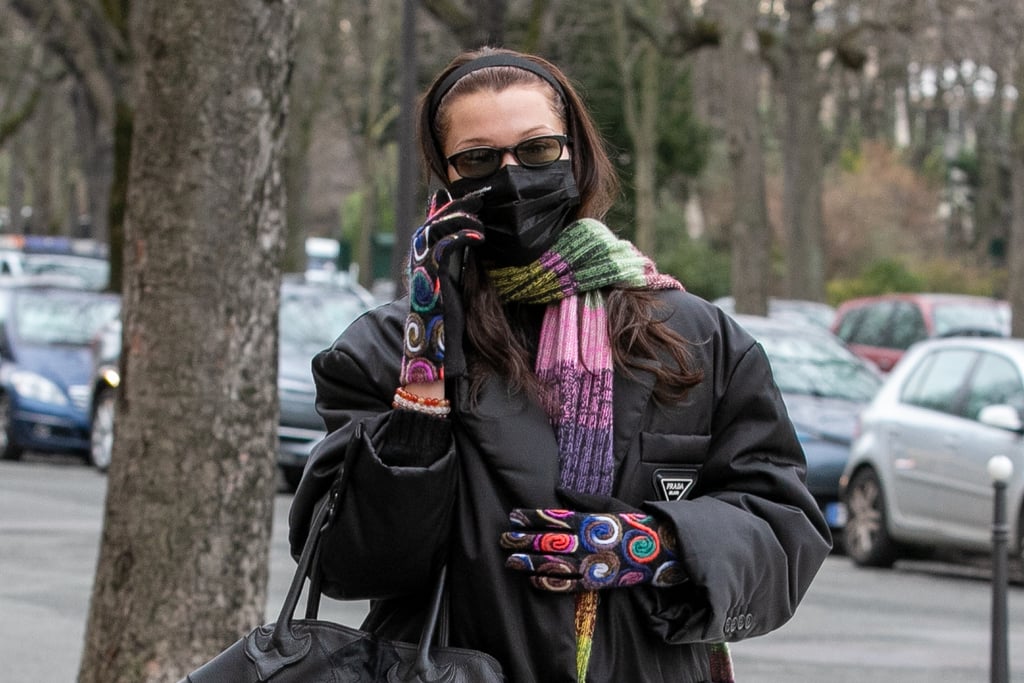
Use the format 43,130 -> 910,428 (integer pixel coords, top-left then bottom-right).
289,46 -> 831,683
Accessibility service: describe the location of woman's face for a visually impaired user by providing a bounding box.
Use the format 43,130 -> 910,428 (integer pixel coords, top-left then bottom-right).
442,84 -> 567,184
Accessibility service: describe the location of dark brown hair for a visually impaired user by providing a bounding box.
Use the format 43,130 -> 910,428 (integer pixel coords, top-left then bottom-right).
418,47 -> 618,220
417,47 -> 702,401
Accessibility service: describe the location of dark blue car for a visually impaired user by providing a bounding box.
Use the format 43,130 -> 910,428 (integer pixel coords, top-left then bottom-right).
0,283 -> 120,460
731,314 -> 883,545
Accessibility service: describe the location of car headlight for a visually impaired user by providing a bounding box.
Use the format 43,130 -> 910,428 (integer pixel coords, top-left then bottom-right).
7,369 -> 69,406
101,368 -> 120,388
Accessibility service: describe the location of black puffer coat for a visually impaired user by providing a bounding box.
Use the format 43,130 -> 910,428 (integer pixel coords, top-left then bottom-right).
289,289 -> 831,683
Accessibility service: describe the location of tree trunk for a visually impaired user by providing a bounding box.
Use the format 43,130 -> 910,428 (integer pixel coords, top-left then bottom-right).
974,0 -> 1013,269
612,0 -> 659,254
354,3 -> 392,290
8,136 -> 27,233
392,0 -> 419,284
106,98 -> 132,293
283,0 -> 345,274
716,0 -> 770,316
71,80 -> 114,243
781,0 -> 826,301
78,2 -> 295,682
1009,60 -> 1024,339
29,88 -> 55,233
632,36 -> 660,255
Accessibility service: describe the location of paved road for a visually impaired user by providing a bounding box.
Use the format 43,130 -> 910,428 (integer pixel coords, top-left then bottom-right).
3,456 -> 1024,682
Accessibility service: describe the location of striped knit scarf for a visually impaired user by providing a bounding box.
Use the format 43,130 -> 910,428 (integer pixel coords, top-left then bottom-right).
489,219 -> 687,681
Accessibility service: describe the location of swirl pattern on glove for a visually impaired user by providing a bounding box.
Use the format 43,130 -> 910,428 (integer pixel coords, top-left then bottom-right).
500,507 -> 687,592
578,514 -> 623,553
399,190 -> 485,385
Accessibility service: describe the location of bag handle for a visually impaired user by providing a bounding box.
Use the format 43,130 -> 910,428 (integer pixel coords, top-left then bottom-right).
267,484 -> 336,655
414,565 -> 448,672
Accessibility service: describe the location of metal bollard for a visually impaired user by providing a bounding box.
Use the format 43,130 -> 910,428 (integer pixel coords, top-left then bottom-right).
988,454 -> 1013,683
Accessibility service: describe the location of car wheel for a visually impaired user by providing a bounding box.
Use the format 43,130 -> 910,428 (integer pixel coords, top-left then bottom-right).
90,389 -> 116,472
842,467 -> 898,568
0,393 -> 24,461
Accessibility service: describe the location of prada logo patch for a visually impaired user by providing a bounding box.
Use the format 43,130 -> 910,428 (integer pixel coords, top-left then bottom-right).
653,468 -> 698,501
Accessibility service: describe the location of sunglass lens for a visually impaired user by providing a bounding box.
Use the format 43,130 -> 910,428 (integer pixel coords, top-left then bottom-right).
452,149 -> 501,179
516,137 -> 563,166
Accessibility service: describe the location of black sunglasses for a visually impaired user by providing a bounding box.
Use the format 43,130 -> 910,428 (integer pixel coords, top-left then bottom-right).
446,134 -> 570,180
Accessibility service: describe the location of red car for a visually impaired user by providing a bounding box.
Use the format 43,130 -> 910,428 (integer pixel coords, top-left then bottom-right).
831,293 -> 1011,373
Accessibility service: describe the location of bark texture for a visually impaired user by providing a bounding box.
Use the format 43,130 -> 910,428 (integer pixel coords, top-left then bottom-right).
1010,57 -> 1024,339
715,0 -> 770,316
78,2 -> 296,682
781,0 -> 826,301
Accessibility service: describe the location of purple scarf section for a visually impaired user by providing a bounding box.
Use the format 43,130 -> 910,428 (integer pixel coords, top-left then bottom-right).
535,290 -> 616,496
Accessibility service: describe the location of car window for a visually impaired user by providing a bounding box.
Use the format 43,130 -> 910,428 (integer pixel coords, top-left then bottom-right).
21,254 -> 109,290
962,352 -> 1024,420
931,303 -> 1006,337
13,290 -> 120,345
843,302 -> 895,347
888,302 -> 927,350
900,348 -> 979,414
279,289 -> 368,355
752,329 -> 882,402
834,306 -> 865,342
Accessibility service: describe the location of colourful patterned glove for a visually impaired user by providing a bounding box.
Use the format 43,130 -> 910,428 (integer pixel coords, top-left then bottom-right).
401,189 -> 485,385
500,508 -> 686,592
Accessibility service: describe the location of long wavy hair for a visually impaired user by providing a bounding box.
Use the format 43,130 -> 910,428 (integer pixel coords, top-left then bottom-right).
417,47 -> 702,401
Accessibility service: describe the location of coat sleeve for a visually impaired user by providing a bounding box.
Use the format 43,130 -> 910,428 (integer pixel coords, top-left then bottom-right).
637,300 -> 832,644
287,299 -> 459,599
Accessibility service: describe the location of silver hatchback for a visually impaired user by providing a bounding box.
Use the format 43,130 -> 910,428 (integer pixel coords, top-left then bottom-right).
840,337 -> 1024,570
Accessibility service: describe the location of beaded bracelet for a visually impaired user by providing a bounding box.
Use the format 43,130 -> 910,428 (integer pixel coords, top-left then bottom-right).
392,387 -> 451,418
395,386 -> 450,408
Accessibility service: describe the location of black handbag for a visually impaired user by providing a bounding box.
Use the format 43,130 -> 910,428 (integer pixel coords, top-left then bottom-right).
179,495 -> 505,682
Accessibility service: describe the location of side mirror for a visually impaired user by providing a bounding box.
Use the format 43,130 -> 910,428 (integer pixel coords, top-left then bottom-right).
978,404 -> 1024,434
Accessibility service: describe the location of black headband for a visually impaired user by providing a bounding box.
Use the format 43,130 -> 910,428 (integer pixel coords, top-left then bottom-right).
428,53 -> 568,124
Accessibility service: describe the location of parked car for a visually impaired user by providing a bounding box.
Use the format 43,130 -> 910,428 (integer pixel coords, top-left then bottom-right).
733,315 -> 883,540
831,293 -> 1011,373
276,275 -> 376,488
714,296 -> 836,330
88,275 -> 375,486
840,337 -> 1024,571
0,234 -> 109,290
0,283 -> 121,460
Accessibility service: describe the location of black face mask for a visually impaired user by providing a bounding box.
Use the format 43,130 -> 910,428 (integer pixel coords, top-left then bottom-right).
450,160 -> 580,266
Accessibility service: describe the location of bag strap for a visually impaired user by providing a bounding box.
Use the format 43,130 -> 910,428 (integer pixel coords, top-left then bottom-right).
270,482 -> 337,648
411,565 -> 449,675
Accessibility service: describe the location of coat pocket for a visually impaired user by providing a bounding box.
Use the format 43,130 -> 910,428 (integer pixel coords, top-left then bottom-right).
639,432 -> 711,502
639,432 -> 711,464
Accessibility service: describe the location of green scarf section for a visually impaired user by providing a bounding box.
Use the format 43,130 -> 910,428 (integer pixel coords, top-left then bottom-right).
487,218 -> 678,304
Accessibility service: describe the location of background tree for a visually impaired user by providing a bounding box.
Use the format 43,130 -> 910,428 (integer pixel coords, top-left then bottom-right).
338,0 -> 401,289
8,0 -> 131,289
707,0 -> 771,315
1008,9 -> 1024,339
282,0 -> 346,273
78,1 -> 296,681
612,0 -> 661,254
772,0 -> 841,302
